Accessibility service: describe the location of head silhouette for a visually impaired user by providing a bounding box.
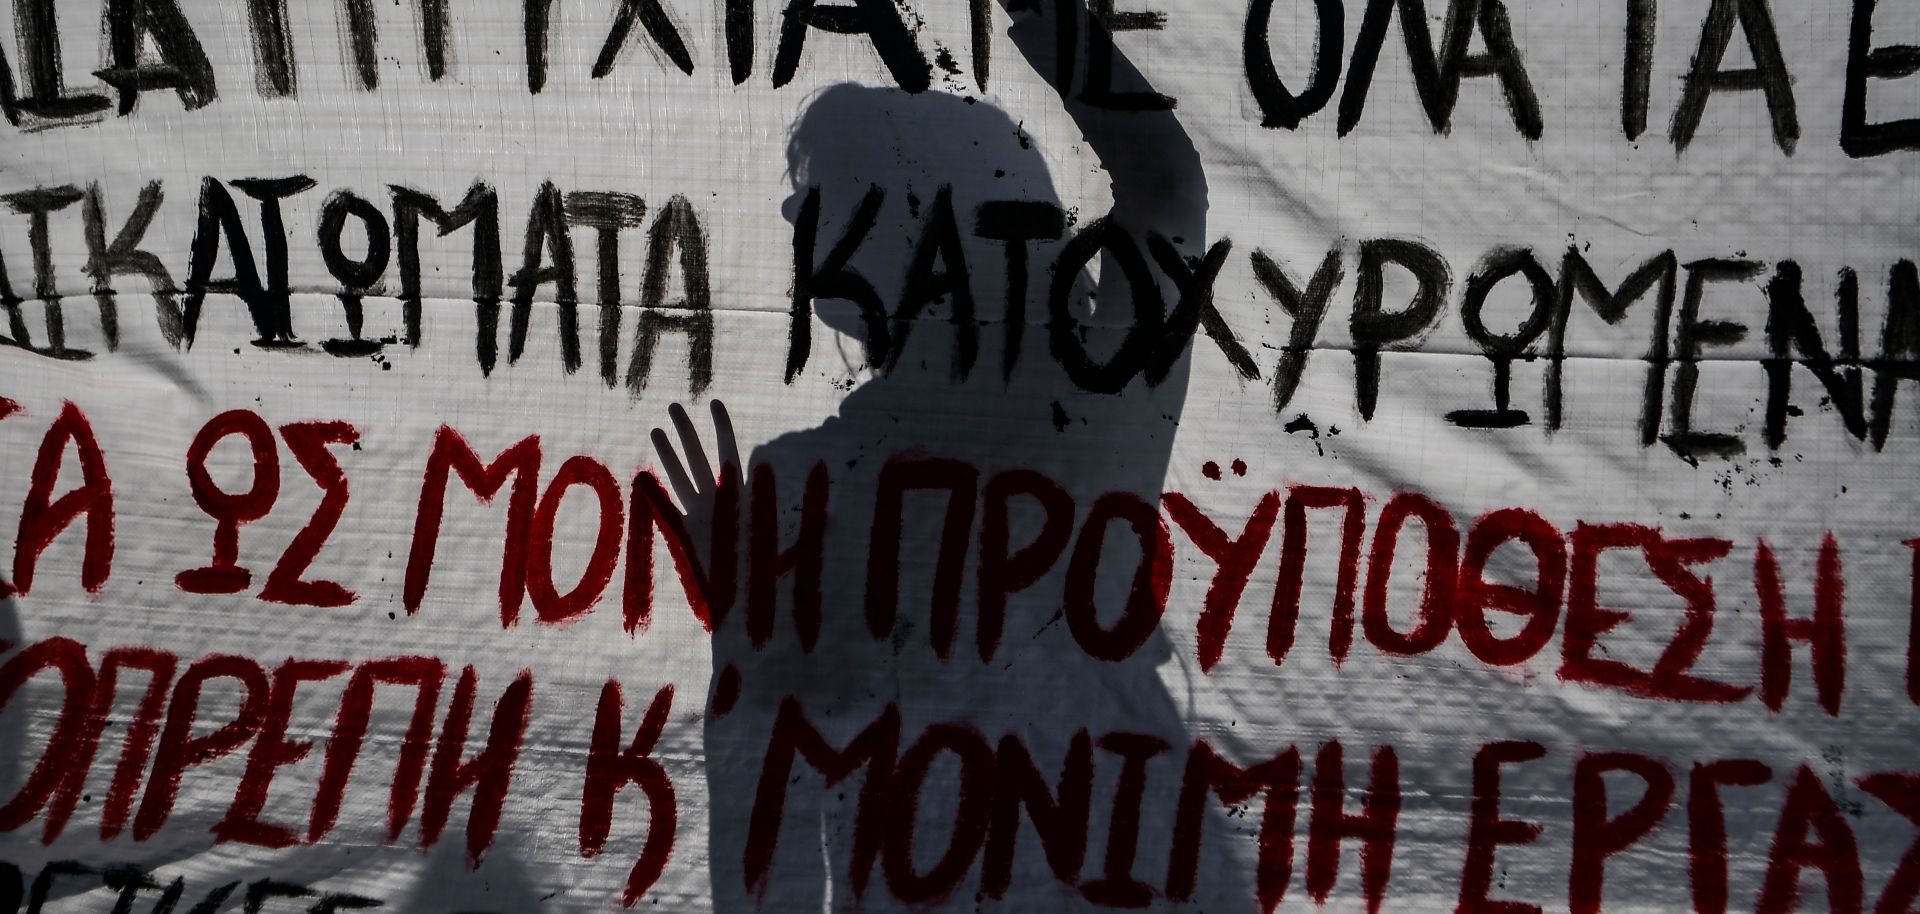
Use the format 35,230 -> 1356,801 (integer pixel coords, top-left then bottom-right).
783,84 -> 1074,374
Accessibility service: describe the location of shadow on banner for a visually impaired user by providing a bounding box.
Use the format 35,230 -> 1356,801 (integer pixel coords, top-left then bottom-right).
649,0 -> 1265,908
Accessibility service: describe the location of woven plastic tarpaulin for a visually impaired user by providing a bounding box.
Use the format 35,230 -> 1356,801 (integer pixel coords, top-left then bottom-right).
3,0 -> 1920,911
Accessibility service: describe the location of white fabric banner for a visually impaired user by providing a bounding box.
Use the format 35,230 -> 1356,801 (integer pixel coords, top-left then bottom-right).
3,1 -> 1919,911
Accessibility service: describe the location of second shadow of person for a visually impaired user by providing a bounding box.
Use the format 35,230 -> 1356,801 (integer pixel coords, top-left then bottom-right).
670,3 -> 1258,910
402,840 -> 548,914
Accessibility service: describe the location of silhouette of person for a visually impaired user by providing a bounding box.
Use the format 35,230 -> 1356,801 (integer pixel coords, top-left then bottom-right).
653,1 -> 1257,909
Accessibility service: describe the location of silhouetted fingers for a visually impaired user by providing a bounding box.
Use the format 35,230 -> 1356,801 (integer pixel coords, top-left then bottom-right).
711,400 -> 742,481
651,426 -> 699,516
671,401 -> 716,493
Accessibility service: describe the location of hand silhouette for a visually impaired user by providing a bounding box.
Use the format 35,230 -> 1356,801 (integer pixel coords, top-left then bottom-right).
649,400 -> 741,539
